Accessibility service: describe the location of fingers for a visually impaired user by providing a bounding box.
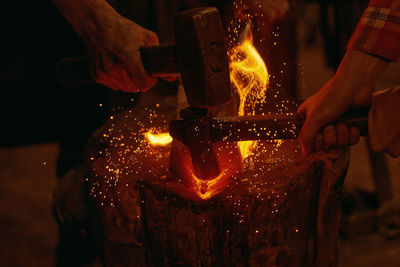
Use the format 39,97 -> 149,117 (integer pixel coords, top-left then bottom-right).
314,133 -> 323,152
336,123 -> 350,147
90,48 -> 143,92
123,28 -> 159,92
305,123 -> 361,154
322,125 -> 336,151
92,54 -> 157,93
322,123 -> 360,152
125,51 -> 157,92
299,117 -> 321,155
298,100 -> 327,155
297,90 -> 362,155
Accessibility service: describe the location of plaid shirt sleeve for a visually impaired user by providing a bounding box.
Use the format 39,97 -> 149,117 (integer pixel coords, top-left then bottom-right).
347,0 -> 400,62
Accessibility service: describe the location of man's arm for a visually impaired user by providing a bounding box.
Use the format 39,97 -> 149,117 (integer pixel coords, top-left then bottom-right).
298,0 -> 400,155
298,50 -> 388,155
52,0 -> 159,92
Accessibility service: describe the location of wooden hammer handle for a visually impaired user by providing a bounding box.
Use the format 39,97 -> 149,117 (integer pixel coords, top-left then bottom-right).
56,45 -> 178,87
170,109 -> 369,143
215,109 -> 369,141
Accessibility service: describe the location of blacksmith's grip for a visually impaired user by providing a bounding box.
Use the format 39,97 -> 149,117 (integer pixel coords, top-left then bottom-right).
56,44 -> 179,87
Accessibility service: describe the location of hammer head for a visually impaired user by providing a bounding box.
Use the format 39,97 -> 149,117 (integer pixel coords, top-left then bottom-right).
174,7 -> 231,109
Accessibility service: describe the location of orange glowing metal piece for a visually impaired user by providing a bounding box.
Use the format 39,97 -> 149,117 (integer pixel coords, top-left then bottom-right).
191,171 -> 226,200
145,131 -> 173,146
229,30 -> 270,160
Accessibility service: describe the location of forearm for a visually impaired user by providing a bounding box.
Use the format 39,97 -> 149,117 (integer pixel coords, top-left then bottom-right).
297,50 -> 388,155
330,50 -> 388,94
51,0 -> 120,38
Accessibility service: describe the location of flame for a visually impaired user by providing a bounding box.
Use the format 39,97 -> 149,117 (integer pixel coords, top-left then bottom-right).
145,131 -> 173,146
237,140 -> 257,159
229,29 -> 270,159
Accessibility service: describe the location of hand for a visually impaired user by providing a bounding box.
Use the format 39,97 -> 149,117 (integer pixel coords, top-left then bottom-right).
298,50 -> 388,155
311,123 -> 361,153
52,0 -> 164,93
82,14 -> 159,92
368,86 -> 400,157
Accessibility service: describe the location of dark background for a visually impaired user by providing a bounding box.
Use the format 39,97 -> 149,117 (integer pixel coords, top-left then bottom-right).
0,0 -> 107,145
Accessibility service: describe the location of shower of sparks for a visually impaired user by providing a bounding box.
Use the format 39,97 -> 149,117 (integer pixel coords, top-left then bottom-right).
87,3 -> 303,206
88,108 -> 174,207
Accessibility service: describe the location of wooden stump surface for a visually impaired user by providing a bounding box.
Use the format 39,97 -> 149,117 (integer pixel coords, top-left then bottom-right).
54,102 -> 350,267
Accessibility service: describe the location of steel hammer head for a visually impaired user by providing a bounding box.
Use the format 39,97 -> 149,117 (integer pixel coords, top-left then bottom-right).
174,7 -> 231,109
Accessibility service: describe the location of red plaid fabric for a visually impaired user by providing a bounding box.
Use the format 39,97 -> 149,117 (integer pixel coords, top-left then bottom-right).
347,0 -> 400,62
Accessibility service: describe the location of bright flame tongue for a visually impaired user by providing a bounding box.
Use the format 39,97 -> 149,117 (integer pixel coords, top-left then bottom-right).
146,132 -> 173,145
230,30 -> 269,159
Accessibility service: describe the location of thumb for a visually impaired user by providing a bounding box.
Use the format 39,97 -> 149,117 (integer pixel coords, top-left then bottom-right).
298,102 -> 325,155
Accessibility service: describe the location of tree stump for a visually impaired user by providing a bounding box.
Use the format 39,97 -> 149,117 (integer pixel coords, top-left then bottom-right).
54,105 -> 349,267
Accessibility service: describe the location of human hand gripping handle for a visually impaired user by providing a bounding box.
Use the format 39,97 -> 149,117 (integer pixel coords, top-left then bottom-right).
53,0 -> 176,92
56,44 -> 179,90
297,50 -> 389,155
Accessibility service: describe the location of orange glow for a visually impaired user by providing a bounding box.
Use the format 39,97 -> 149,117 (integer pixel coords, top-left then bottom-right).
229,29 -> 270,160
145,131 -> 173,146
191,170 -> 226,200
169,140 -> 242,201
